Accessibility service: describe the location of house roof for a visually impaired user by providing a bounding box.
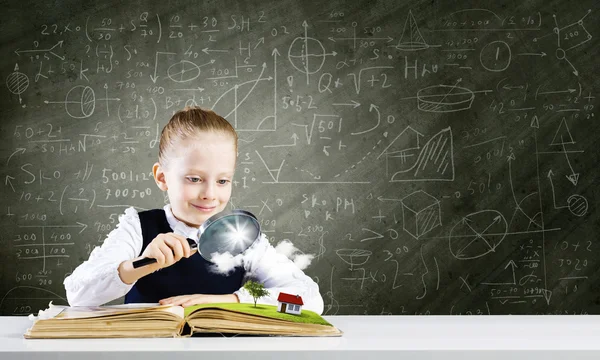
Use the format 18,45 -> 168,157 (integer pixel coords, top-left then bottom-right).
277,292 -> 304,305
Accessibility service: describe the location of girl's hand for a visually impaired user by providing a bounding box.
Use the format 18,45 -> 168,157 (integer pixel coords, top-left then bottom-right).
159,294 -> 239,307
140,233 -> 195,270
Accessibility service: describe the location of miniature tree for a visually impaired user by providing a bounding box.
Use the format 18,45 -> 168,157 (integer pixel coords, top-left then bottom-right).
243,280 -> 269,307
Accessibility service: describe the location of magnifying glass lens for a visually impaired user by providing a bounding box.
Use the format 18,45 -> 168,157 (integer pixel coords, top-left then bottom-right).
199,211 -> 260,262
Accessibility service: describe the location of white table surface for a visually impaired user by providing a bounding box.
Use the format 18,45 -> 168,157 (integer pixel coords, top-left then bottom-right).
3,315 -> 600,360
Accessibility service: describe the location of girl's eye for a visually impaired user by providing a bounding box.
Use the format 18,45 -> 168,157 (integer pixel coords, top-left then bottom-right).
188,177 -> 201,183
217,179 -> 229,185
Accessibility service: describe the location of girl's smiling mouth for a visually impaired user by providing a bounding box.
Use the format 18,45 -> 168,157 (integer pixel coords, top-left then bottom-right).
192,204 -> 216,212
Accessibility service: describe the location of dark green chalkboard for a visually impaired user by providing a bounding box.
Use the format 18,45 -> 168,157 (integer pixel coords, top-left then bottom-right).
1,0 -> 598,316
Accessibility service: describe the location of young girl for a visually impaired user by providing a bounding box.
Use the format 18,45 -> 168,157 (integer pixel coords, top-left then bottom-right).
64,107 -> 324,314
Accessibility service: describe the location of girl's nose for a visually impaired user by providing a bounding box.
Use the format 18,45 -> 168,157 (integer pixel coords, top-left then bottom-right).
200,182 -> 216,199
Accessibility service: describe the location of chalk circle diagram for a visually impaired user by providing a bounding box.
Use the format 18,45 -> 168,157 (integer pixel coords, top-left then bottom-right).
417,80 -> 474,113
288,29 -> 328,76
6,70 -> 29,96
167,60 -> 204,83
44,85 -> 96,118
567,194 -> 588,217
336,249 -> 372,270
449,210 -> 508,260
479,40 -> 511,72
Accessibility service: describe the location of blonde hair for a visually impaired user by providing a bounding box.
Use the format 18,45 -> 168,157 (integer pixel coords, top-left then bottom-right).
158,106 -> 238,166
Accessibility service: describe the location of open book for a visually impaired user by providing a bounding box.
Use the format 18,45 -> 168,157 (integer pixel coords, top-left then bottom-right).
24,302 -> 342,338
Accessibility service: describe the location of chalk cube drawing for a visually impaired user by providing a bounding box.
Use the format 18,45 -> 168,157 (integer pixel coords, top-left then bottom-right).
401,190 -> 441,239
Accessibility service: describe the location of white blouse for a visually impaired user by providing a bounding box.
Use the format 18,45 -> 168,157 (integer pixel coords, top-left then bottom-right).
63,205 -> 324,314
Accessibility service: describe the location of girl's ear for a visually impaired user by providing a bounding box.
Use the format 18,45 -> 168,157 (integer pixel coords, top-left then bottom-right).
153,162 -> 168,191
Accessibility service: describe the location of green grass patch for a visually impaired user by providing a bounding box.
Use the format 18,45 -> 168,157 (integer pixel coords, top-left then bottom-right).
184,303 -> 331,326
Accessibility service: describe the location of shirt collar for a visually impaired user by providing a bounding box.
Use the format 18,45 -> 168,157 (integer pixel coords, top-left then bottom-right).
163,204 -> 200,240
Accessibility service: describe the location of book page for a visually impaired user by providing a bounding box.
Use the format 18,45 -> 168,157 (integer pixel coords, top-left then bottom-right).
47,304 -> 184,320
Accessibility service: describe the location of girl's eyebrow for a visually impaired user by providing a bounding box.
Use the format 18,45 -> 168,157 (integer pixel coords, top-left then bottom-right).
187,169 -> 234,177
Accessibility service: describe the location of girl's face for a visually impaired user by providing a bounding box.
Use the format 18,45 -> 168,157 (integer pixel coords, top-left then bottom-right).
153,131 -> 236,228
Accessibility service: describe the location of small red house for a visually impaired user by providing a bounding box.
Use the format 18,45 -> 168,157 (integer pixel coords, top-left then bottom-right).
277,292 -> 303,315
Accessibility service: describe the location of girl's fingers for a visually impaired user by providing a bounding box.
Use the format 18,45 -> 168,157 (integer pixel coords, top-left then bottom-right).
181,296 -> 202,307
167,236 -> 184,262
160,295 -> 181,304
150,244 -> 166,267
144,233 -> 194,270
173,234 -> 192,258
171,297 -> 189,305
158,242 -> 174,265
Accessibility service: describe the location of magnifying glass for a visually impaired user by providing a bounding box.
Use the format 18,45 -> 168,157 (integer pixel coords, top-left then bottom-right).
132,209 -> 261,268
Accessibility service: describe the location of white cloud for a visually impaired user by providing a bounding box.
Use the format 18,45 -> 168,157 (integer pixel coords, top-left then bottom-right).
209,251 -> 243,275
275,240 -> 314,270
274,240 -> 297,258
292,253 -> 314,270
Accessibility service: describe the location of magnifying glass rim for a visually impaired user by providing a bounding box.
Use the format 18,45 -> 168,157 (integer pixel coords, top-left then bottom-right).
197,209 -> 261,262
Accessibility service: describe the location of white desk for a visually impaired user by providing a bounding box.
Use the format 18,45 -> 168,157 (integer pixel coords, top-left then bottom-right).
2,315 -> 600,359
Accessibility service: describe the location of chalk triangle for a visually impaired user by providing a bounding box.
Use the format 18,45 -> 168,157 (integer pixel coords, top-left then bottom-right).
550,118 -> 575,146
530,115 -> 539,128
566,173 -> 579,186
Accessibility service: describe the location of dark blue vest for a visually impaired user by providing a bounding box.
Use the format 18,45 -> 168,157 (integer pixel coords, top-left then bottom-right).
124,209 -> 246,303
